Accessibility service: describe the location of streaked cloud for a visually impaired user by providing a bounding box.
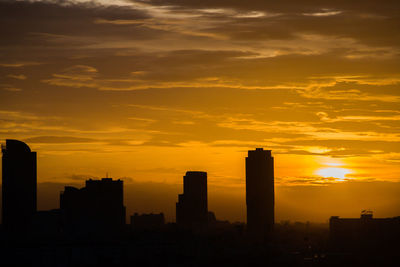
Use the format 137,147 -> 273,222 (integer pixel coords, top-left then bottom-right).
1,85 -> 22,92
0,62 -> 42,67
24,136 -> 98,144
303,9 -> 342,17
7,74 -> 27,80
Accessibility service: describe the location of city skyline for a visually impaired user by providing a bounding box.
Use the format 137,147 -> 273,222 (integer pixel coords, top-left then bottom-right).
1,0 -> 400,223
2,139 -> 398,266
1,1 -> 399,265
1,139 -> 399,224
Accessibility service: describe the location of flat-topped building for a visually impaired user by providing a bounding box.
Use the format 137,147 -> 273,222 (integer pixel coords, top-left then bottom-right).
330,212 -> 400,250
176,171 -> 208,230
60,178 -> 126,234
246,148 -> 275,240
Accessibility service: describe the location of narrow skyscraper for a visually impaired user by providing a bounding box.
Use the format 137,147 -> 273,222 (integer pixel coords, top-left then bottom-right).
176,171 -> 208,230
246,148 -> 274,239
1,139 -> 37,232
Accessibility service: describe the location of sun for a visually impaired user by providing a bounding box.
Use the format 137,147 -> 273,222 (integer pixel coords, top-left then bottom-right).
316,167 -> 351,179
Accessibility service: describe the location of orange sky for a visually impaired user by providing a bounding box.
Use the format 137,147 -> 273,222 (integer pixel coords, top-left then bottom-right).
1,0 -> 400,222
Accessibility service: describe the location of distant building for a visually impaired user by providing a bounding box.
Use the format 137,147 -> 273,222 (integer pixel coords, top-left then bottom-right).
176,171 -> 208,230
330,211 -> 400,250
1,139 -> 37,232
246,148 -> 275,239
60,178 -> 126,234
208,211 -> 217,225
131,213 -> 165,231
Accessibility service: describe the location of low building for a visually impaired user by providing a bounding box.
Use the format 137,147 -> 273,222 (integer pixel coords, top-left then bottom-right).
60,178 -> 126,235
330,211 -> 400,251
131,213 -> 165,231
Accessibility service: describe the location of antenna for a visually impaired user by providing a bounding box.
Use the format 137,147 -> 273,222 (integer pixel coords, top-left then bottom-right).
106,172 -> 108,178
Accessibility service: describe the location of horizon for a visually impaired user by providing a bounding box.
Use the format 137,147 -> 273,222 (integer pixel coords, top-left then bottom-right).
1,141 -> 400,223
1,0 -> 400,223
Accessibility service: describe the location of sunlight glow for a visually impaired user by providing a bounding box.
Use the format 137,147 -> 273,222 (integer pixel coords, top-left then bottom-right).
325,162 -> 343,167
316,167 -> 351,179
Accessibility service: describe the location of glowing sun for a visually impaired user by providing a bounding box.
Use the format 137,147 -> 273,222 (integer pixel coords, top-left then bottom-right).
316,167 -> 351,179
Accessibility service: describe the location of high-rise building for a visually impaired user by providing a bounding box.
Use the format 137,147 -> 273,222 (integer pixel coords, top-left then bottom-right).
1,139 -> 37,231
246,148 -> 274,239
176,171 -> 208,230
60,178 -> 126,234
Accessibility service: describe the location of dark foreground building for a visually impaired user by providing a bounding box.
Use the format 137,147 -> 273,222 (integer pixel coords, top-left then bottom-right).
246,148 -> 274,240
176,171 -> 208,230
330,211 -> 400,251
60,178 -> 126,235
1,139 -> 37,232
131,213 -> 165,231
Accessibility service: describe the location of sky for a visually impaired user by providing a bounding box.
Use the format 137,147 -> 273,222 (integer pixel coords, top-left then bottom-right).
1,0 -> 400,222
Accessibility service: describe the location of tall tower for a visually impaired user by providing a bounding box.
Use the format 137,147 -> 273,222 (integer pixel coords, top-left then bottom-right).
176,171 -> 208,230
246,148 -> 274,239
1,139 -> 37,231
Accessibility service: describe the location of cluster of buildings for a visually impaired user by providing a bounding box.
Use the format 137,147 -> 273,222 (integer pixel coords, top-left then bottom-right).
1,139 -> 399,245
1,139 -> 275,240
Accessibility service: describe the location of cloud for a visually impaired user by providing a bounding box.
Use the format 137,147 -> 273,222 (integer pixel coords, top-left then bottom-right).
0,62 -> 42,67
42,65 -> 98,88
7,74 -> 27,80
0,85 -> 22,92
303,9 -> 342,17
316,111 -> 400,123
142,0 -> 399,16
67,174 -> 97,181
24,136 -> 98,144
217,116 -> 400,142
94,18 -> 228,40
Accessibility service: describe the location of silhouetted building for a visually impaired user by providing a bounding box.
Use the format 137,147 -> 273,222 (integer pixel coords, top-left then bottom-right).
208,211 -> 217,225
246,148 -> 274,239
1,139 -> 37,232
31,209 -> 63,237
330,211 -> 400,251
176,171 -> 208,230
60,178 -> 126,234
131,213 -> 164,231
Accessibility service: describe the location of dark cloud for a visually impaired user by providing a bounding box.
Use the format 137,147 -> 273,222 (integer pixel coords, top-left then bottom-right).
142,0 -> 400,14
0,0 -> 152,51
141,0 -> 400,47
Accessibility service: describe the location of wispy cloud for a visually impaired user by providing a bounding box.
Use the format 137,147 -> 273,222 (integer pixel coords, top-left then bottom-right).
1,84 -> 22,92
7,74 -> 27,80
0,62 -> 42,68
303,9 -> 342,17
